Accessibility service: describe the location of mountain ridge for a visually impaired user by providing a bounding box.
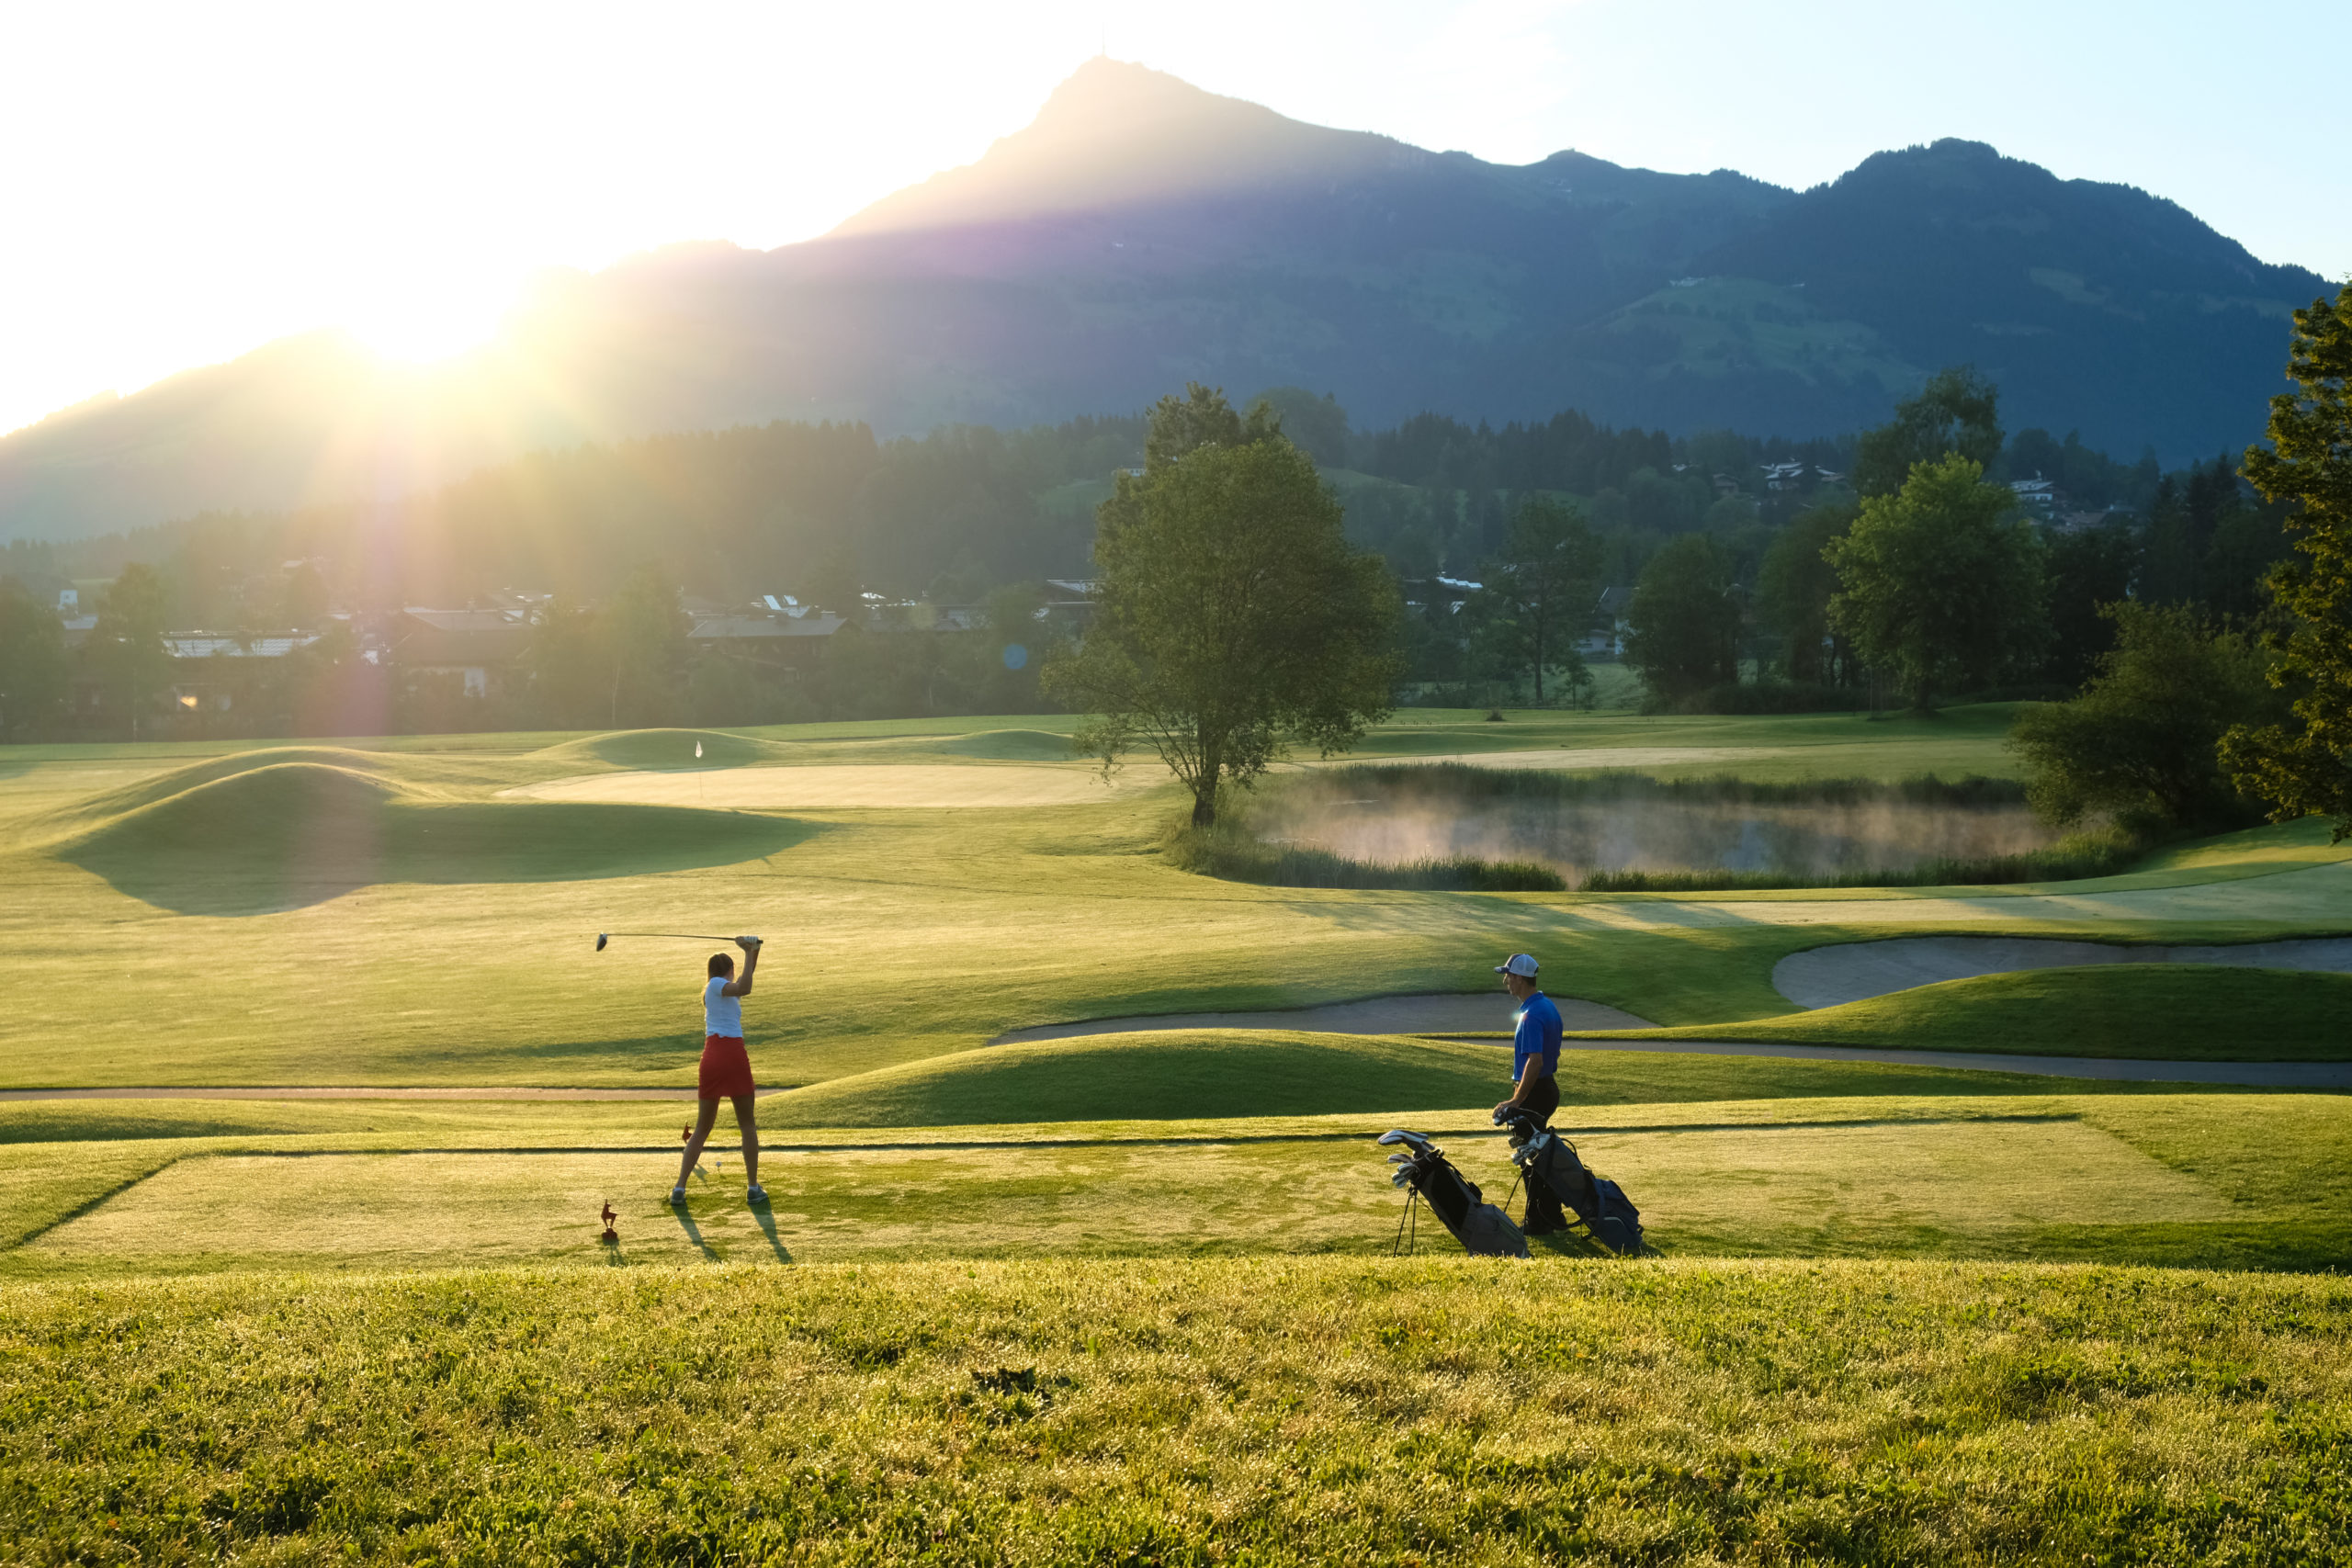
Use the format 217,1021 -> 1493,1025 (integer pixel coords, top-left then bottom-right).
1,58 -> 2328,545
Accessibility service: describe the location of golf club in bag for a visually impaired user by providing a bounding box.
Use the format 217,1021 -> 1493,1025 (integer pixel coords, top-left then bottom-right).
1375,1129 -> 1530,1258
1493,1107 -> 1644,1255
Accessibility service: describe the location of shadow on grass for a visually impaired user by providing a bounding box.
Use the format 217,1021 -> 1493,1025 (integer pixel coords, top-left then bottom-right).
670,1203 -> 721,1261
61,761 -> 821,915
752,1205 -> 795,1263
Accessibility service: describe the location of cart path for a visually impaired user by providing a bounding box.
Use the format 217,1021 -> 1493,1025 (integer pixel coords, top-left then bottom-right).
1541,1038 -> 2352,1088
0,1086 -> 714,1102
6,1039 -> 2344,1101
1773,933 -> 2352,1008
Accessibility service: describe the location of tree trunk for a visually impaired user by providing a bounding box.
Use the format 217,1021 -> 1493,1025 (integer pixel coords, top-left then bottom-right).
1192,736 -> 1220,826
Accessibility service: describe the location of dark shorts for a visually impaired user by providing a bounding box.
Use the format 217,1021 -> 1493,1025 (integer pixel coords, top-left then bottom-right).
1522,1074 -> 1560,1126
698,1035 -> 754,1099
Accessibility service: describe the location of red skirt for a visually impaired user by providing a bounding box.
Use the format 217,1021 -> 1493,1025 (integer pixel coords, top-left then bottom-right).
698,1034 -> 755,1099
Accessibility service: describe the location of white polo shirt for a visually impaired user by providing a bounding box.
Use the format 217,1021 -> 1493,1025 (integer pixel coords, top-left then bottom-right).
704,976 -> 742,1039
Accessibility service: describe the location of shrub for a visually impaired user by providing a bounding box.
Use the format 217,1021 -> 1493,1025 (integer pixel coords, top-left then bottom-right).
2009,603 -> 2281,832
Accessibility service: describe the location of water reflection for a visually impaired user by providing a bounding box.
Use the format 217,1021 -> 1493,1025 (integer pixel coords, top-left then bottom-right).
1255,775 -> 2058,884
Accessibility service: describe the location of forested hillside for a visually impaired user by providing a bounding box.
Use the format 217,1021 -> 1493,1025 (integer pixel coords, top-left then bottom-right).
0,61 -> 2327,545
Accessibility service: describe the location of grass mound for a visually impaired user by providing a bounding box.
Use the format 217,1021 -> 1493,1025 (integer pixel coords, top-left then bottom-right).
1615,964 -> 2352,1061
763,1031 -> 1514,1127
530,728 -> 791,771
59,761 -> 813,914
60,745 -> 424,823
4,1259 -> 2346,1564
934,728 -> 1079,761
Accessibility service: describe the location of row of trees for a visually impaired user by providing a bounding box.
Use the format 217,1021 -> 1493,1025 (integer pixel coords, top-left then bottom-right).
1065,283 -> 2352,842
0,564 -> 179,739
0,552 -> 1071,741
1602,370 -> 2294,712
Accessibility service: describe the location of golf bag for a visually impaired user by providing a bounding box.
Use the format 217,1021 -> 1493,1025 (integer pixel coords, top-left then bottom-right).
1495,1109 -> 1644,1255
1376,1130 -> 1530,1258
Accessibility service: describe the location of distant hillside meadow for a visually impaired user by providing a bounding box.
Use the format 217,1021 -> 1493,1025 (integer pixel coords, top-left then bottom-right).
0,58 -> 2330,544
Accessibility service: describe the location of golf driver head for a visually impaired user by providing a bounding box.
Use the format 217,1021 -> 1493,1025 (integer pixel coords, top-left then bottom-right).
595,933 -> 609,952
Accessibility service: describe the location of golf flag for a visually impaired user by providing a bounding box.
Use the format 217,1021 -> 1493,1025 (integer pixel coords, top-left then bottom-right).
695,741 -> 703,759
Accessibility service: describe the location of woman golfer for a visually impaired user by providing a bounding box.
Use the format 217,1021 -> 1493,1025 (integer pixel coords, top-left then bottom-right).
673,936 -> 765,1206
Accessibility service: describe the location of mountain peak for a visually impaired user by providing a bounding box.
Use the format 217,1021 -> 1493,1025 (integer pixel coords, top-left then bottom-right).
828,61 -> 1398,238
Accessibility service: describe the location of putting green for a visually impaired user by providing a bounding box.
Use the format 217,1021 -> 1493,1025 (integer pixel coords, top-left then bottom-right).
500,763 -> 1141,809
7,1114 -> 2225,1275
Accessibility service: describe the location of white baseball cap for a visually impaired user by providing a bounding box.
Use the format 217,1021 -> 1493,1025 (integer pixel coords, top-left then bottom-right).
1493,953 -> 1539,977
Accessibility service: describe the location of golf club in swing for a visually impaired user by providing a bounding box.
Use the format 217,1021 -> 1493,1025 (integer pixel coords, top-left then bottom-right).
594,932 -> 763,953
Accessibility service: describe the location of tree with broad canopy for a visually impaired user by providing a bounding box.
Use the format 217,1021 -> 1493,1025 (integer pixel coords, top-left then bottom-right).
1045,385 -> 1401,827
1826,455 -> 2046,712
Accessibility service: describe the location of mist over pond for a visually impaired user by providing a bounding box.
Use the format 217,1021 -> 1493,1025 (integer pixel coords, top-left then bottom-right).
1247,766 -> 2061,887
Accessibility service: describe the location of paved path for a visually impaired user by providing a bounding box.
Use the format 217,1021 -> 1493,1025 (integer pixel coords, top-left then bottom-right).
990,992 -> 1654,1043
0,1086 -> 711,1102
3,1033 -> 2339,1102
1544,1037 -> 2352,1088
1773,934 -> 2352,1008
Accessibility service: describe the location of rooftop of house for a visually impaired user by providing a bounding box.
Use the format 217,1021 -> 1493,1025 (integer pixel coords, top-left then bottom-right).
164,633 -> 322,660
690,613 -> 850,639
400,607 -> 531,632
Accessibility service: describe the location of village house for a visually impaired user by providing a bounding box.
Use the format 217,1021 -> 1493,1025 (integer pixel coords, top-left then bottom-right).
2009,474 -> 2061,518
390,608 -> 533,697
164,631 -> 325,713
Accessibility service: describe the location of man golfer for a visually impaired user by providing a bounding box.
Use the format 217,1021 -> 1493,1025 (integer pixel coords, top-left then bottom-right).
673,936 -> 765,1206
1494,953 -> 1566,1235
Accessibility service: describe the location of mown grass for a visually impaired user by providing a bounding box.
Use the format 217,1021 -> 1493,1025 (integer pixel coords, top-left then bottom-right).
6,1092 -> 2345,1280
3,718 -> 2347,1090
1604,965 -> 2352,1061
753,1031 -> 2221,1130
2,1258 -> 2346,1564
58,760 -> 815,914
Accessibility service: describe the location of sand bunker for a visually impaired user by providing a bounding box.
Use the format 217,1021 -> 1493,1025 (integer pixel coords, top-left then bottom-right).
1773,934 -> 2352,1010
502,764 -> 1135,810
990,992 -> 1654,1044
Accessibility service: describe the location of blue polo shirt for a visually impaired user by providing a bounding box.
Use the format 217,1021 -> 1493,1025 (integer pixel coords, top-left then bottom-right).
1513,991 -> 1563,1081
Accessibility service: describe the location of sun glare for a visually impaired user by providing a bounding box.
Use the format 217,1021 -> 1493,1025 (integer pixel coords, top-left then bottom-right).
342,279 -> 514,365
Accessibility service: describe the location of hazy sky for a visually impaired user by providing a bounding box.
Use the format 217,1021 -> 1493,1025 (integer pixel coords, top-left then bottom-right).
6,0 -> 2342,437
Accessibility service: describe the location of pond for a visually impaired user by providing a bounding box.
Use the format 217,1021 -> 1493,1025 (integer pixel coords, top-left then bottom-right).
1246,766 -> 2063,887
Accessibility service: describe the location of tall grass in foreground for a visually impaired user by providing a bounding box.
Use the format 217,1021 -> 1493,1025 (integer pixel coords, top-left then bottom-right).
2,1258 -> 2344,1565
1311,765 -> 2035,808
1582,824 -> 2147,891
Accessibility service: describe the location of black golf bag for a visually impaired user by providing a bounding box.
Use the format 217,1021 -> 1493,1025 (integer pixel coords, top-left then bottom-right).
1376,1130 -> 1530,1258
1495,1109 -> 1644,1255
